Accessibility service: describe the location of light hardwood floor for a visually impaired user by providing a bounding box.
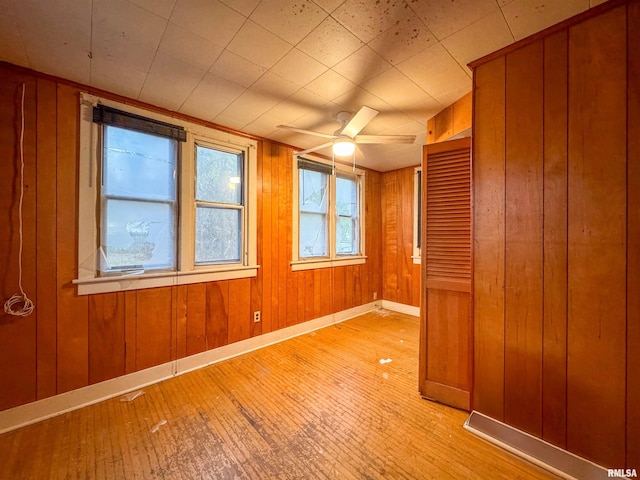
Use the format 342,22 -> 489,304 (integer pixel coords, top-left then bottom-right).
0,310 -> 557,479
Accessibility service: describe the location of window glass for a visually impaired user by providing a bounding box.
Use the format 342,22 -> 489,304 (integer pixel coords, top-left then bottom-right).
299,169 -> 328,257
101,125 -> 177,273
336,176 -> 359,255
195,144 -> 245,265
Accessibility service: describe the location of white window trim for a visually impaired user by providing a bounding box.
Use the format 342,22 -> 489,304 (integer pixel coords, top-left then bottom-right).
291,154 -> 366,272
413,166 -> 422,265
74,93 -> 258,295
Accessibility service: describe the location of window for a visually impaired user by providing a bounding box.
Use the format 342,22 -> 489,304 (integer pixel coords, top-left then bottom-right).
76,94 -> 258,295
293,157 -> 365,271
413,167 -> 422,264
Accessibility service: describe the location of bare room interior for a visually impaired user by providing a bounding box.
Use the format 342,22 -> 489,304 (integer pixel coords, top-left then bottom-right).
0,0 -> 637,478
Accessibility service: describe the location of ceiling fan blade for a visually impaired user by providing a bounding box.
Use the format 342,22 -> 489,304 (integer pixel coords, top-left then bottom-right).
354,134 -> 416,144
296,141 -> 334,156
340,106 -> 379,138
276,125 -> 336,139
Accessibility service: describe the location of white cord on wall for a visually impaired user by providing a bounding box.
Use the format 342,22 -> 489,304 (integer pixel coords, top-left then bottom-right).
4,83 -> 35,317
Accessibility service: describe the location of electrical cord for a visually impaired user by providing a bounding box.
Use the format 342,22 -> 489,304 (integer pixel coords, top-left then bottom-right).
4,83 -> 35,317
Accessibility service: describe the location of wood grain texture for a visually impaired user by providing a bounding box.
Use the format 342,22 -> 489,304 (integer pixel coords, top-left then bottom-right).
504,41 -> 544,437
627,1 -> 640,469
185,284 -> 206,356
542,30 -> 568,449
56,83 -> 89,394
35,76 -> 58,400
89,293 -> 125,384
0,311 -> 556,480
135,288 -> 173,371
0,73 -> 38,410
566,6 -> 627,467
472,57 -> 506,420
381,166 -> 420,307
206,281 -> 229,349
228,278 -> 252,344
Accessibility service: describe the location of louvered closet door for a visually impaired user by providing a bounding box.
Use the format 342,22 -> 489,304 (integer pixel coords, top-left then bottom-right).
419,137 -> 472,410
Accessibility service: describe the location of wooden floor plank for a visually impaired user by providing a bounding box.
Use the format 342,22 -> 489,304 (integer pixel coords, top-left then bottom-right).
0,311 -> 557,480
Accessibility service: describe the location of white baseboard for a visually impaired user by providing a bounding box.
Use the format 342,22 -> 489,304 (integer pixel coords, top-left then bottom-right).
380,300 -> 420,317
0,302 -> 377,434
464,411 -> 608,480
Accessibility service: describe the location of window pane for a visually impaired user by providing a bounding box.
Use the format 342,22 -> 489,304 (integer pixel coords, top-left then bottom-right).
103,126 -> 177,201
336,176 -> 357,216
102,199 -> 175,271
196,145 -> 242,205
299,212 -> 327,257
195,206 -> 241,264
299,169 -> 327,213
337,217 -> 357,254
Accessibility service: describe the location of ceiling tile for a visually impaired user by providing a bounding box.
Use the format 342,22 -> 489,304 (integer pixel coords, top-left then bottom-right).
332,86 -> 391,115
362,68 -> 439,113
140,51 -> 206,111
368,15 -> 437,65
90,56 -> 147,99
263,98 -> 317,124
297,17 -> 364,68
159,22 -> 223,71
332,0 -> 413,43
312,0 -> 344,14
226,20 -> 293,69
180,72 -> 245,120
410,0 -> 498,40
216,89 -> 282,127
209,51 -> 266,87
128,0 -> 176,19
30,43 -> 91,85
170,0 -> 245,46
502,0 -> 589,40
441,9 -> 515,70
92,0 -> 167,73
270,48 -> 328,87
0,7 -> 29,67
332,45 -> 392,84
251,71 -> 301,99
250,0 -> 327,44
219,0 -> 261,16
305,70 -> 356,101
396,43 -> 471,106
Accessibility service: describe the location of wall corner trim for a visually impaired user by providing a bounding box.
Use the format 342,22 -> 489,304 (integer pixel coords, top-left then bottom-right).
463,411 -> 608,480
0,302 -> 378,435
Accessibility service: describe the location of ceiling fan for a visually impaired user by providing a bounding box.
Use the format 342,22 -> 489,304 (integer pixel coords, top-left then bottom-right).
277,106 -> 416,157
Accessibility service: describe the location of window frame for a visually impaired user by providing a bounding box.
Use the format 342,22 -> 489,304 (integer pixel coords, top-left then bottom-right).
75,93 -> 258,295
291,155 -> 366,271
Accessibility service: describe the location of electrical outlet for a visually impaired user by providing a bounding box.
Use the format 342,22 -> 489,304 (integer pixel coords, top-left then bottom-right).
373,292 -> 377,300
253,311 -> 261,323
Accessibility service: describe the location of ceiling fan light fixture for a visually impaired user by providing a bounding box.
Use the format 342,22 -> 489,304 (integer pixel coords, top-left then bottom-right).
333,138 -> 355,156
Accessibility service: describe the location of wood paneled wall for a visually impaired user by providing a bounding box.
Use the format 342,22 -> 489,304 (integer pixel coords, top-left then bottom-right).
471,1 -> 639,469
0,63 -> 382,412
380,166 -> 420,307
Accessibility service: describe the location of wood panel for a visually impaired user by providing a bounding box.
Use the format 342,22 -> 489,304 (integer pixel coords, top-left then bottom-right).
56,83 -> 89,394
426,92 -> 472,145
504,41 -> 544,437
228,278 -> 251,344
566,7 -> 627,467
0,73 -> 38,410
35,76 -> 58,400
381,166 -> 420,307
472,57 -> 506,420
135,287 -> 173,371
542,30 -> 568,449
185,284 -> 207,356
88,293 -> 125,384
206,281 -> 229,349
628,1 -> 640,469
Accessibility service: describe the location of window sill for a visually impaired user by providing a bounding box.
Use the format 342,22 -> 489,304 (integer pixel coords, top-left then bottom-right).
73,265 -> 259,295
290,256 -> 366,272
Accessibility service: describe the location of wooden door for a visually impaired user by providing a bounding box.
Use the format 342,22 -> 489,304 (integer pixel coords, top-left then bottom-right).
419,137 -> 472,410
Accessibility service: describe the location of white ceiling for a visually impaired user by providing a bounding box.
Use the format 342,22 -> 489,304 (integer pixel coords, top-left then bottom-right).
0,0 -> 607,171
